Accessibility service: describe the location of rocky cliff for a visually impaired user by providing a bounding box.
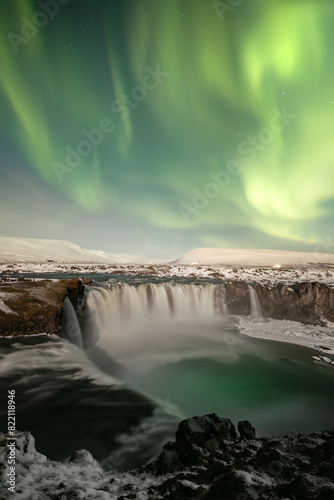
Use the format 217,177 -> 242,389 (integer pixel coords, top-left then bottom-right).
0,278 -> 333,337
225,280 -> 334,325
0,279 -> 84,336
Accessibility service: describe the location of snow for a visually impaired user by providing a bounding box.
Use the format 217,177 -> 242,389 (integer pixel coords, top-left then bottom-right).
2,239 -> 334,269
0,431 -> 164,500
0,237 -> 149,264
312,355 -> 334,366
179,479 -> 204,490
174,247 -> 334,266
0,296 -> 17,315
1,240 -> 334,286
1,260 -> 334,287
235,469 -> 274,487
238,317 -> 334,355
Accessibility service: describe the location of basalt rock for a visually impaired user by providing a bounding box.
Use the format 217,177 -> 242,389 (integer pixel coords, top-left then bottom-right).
1,416 -> 334,500
238,419 -> 256,440
0,279 -> 84,336
152,413 -> 237,474
224,280 -> 334,325
148,414 -> 334,500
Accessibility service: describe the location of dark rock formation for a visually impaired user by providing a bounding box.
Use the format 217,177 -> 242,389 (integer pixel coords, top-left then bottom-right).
224,280 -> 334,325
238,419 -> 256,440
0,279 -> 84,336
1,415 -> 333,499
148,413 -> 334,500
154,414 -> 237,474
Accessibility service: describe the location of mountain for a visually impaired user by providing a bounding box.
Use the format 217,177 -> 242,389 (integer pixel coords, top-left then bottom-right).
0,237 -> 146,264
173,247 -> 334,266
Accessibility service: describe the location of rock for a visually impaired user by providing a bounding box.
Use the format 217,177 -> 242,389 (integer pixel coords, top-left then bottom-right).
175,414 -> 237,466
15,431 -> 37,456
154,473 -> 207,500
153,441 -> 180,475
238,420 -> 256,440
0,279 -> 84,336
150,413 -> 237,474
1,418 -> 334,500
224,280 -> 334,325
176,413 -> 237,448
69,449 -> 99,467
149,416 -> 334,499
318,486 -> 334,500
206,471 -> 254,500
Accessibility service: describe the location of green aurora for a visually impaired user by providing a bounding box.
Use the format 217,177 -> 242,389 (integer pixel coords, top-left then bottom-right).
1,0 -> 334,257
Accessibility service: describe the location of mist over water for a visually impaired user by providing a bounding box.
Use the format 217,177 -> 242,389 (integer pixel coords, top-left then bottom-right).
85,282 -> 236,369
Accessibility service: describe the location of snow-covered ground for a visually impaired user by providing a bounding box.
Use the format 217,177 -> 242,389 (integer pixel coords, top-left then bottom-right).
1,261 -> 334,287
0,237 -> 149,264
238,317 -> 334,359
1,237 -> 334,269
173,247 -> 334,266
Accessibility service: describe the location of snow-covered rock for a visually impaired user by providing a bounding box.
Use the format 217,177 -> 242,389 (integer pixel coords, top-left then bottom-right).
2,416 -> 333,500
0,431 -> 163,500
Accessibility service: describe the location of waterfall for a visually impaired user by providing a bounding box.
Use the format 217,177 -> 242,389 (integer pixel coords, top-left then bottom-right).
60,297 -> 83,347
86,282 -> 229,328
248,285 -> 264,322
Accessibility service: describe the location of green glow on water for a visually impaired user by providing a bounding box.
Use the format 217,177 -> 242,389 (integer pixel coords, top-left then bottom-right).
132,354 -> 334,435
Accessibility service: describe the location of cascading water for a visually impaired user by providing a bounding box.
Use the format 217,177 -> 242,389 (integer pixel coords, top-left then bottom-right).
86,281 -> 228,327
248,285 -> 265,322
82,281 -> 232,372
60,297 -> 83,348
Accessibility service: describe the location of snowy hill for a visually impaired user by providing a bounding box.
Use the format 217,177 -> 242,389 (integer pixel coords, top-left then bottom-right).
173,248 -> 334,266
0,237 -> 146,264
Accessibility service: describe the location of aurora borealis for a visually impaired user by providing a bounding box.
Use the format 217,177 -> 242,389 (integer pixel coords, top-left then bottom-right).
1,0 -> 334,258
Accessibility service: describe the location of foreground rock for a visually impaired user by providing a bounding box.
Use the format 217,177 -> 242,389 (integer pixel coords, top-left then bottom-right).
0,279 -> 84,336
146,413 -> 334,499
1,414 -> 333,500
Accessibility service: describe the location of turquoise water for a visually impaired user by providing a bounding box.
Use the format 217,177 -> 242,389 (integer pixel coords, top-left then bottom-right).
127,335 -> 334,436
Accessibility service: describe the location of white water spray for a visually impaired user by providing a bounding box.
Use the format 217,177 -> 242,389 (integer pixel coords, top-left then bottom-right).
61,297 -> 83,348
84,282 -> 233,370
87,282 -> 228,327
248,285 -> 264,322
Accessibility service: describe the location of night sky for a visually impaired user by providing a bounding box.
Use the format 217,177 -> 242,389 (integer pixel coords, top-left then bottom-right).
1,0 -> 334,259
